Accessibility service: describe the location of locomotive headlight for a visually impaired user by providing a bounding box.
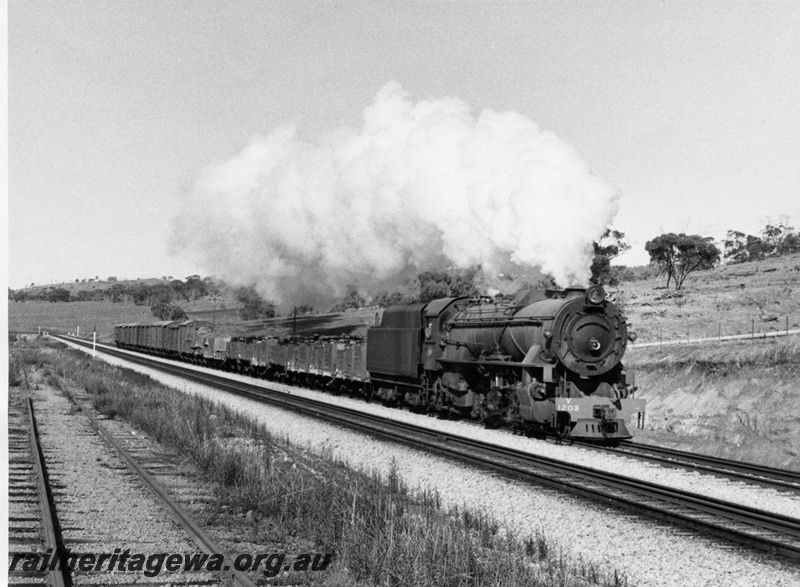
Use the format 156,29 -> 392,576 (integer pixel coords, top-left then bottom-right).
586,285 -> 606,305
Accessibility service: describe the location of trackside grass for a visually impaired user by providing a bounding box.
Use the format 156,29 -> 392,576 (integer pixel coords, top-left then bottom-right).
10,336 -> 629,587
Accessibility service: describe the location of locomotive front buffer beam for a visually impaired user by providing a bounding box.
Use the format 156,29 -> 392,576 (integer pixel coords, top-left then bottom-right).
555,396 -> 647,442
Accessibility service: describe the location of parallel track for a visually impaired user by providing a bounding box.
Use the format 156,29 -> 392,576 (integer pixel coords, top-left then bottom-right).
8,395 -> 69,587
59,335 -> 800,563
62,394 -> 259,587
606,441 -> 800,492
10,343 -> 258,587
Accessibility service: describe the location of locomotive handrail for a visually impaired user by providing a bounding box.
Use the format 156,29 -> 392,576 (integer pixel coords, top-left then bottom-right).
449,317 -> 550,326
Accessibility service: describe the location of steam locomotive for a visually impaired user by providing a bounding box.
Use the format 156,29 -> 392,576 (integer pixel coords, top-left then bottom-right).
115,285 -> 644,444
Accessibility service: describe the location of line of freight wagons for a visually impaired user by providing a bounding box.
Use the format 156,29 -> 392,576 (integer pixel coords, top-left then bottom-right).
114,320 -> 369,389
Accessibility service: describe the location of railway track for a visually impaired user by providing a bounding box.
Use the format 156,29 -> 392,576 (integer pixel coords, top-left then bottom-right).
62,393 -> 258,587
59,335 -> 800,563
456,422 -> 800,493
8,350 -> 259,587
604,441 -> 800,493
7,394 -> 68,587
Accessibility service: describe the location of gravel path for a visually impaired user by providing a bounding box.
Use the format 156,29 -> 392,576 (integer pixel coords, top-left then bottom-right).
69,341 -> 800,586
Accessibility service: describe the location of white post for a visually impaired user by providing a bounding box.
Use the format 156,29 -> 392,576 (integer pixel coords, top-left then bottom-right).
77,326 -> 80,337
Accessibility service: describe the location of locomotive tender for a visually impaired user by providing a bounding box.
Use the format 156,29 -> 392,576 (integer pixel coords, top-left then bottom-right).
115,285 -> 644,444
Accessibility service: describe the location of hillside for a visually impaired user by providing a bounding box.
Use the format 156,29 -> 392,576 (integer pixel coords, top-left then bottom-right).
614,252 -> 800,344
21,276 -> 159,292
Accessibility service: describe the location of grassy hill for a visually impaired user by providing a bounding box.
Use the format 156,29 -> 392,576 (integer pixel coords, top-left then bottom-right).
616,252 -> 800,343
20,276 -> 168,295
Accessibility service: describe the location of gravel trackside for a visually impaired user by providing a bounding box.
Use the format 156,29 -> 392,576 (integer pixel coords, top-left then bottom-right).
30,382 -> 219,585
67,341 -> 800,587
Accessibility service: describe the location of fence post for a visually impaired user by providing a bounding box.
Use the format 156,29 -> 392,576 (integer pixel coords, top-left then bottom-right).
751,319 -> 755,339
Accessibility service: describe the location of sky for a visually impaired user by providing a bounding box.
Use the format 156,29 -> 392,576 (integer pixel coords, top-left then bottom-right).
7,1 -> 800,291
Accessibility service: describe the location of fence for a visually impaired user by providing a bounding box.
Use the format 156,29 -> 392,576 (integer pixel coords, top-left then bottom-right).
631,316 -> 800,348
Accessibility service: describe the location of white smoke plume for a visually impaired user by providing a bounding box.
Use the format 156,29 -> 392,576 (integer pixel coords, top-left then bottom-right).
170,82 -> 619,311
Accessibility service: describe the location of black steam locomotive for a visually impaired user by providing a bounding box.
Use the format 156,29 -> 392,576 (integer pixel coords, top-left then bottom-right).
368,285 -> 644,443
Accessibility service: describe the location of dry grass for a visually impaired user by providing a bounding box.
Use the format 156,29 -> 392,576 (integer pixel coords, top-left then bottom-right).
615,252 -> 800,344
12,337 -> 629,587
8,300 -> 152,341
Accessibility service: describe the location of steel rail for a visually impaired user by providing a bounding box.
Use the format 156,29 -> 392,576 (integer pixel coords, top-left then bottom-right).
58,335 -> 800,562
64,393 -> 258,587
605,441 -> 800,492
27,397 -> 70,587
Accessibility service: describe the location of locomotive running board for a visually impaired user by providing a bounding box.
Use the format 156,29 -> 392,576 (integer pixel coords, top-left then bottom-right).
436,357 -> 554,369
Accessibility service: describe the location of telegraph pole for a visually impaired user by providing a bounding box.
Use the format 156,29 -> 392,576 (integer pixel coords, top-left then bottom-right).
210,294 -> 220,328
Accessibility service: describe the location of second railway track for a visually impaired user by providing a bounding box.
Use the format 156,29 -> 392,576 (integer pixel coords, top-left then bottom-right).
600,440 -> 800,492
8,348 -> 260,587
59,335 -> 800,564
7,394 -> 68,587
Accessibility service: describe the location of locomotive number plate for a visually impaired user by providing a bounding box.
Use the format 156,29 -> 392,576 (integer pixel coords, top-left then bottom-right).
556,404 -> 580,412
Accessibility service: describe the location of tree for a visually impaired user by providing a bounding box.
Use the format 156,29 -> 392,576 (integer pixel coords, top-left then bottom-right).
723,218 -> 800,264
332,285 -> 368,311
745,234 -> 771,261
10,289 -> 29,302
762,218 -> 800,256
144,283 -> 173,306
235,286 -> 275,320
781,232 -> 800,255
723,230 -> 748,264
45,287 -> 71,303
108,284 -> 127,303
75,290 -> 103,302
645,233 -> 720,290
184,275 -> 207,301
374,290 -> 416,307
590,229 -> 630,286
150,302 -> 187,321
417,267 -> 481,303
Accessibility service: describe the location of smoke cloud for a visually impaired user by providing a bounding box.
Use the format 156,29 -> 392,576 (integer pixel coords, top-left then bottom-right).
171,82 -> 619,310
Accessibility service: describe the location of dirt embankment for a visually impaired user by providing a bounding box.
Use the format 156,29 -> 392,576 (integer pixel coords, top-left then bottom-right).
628,339 -> 800,471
